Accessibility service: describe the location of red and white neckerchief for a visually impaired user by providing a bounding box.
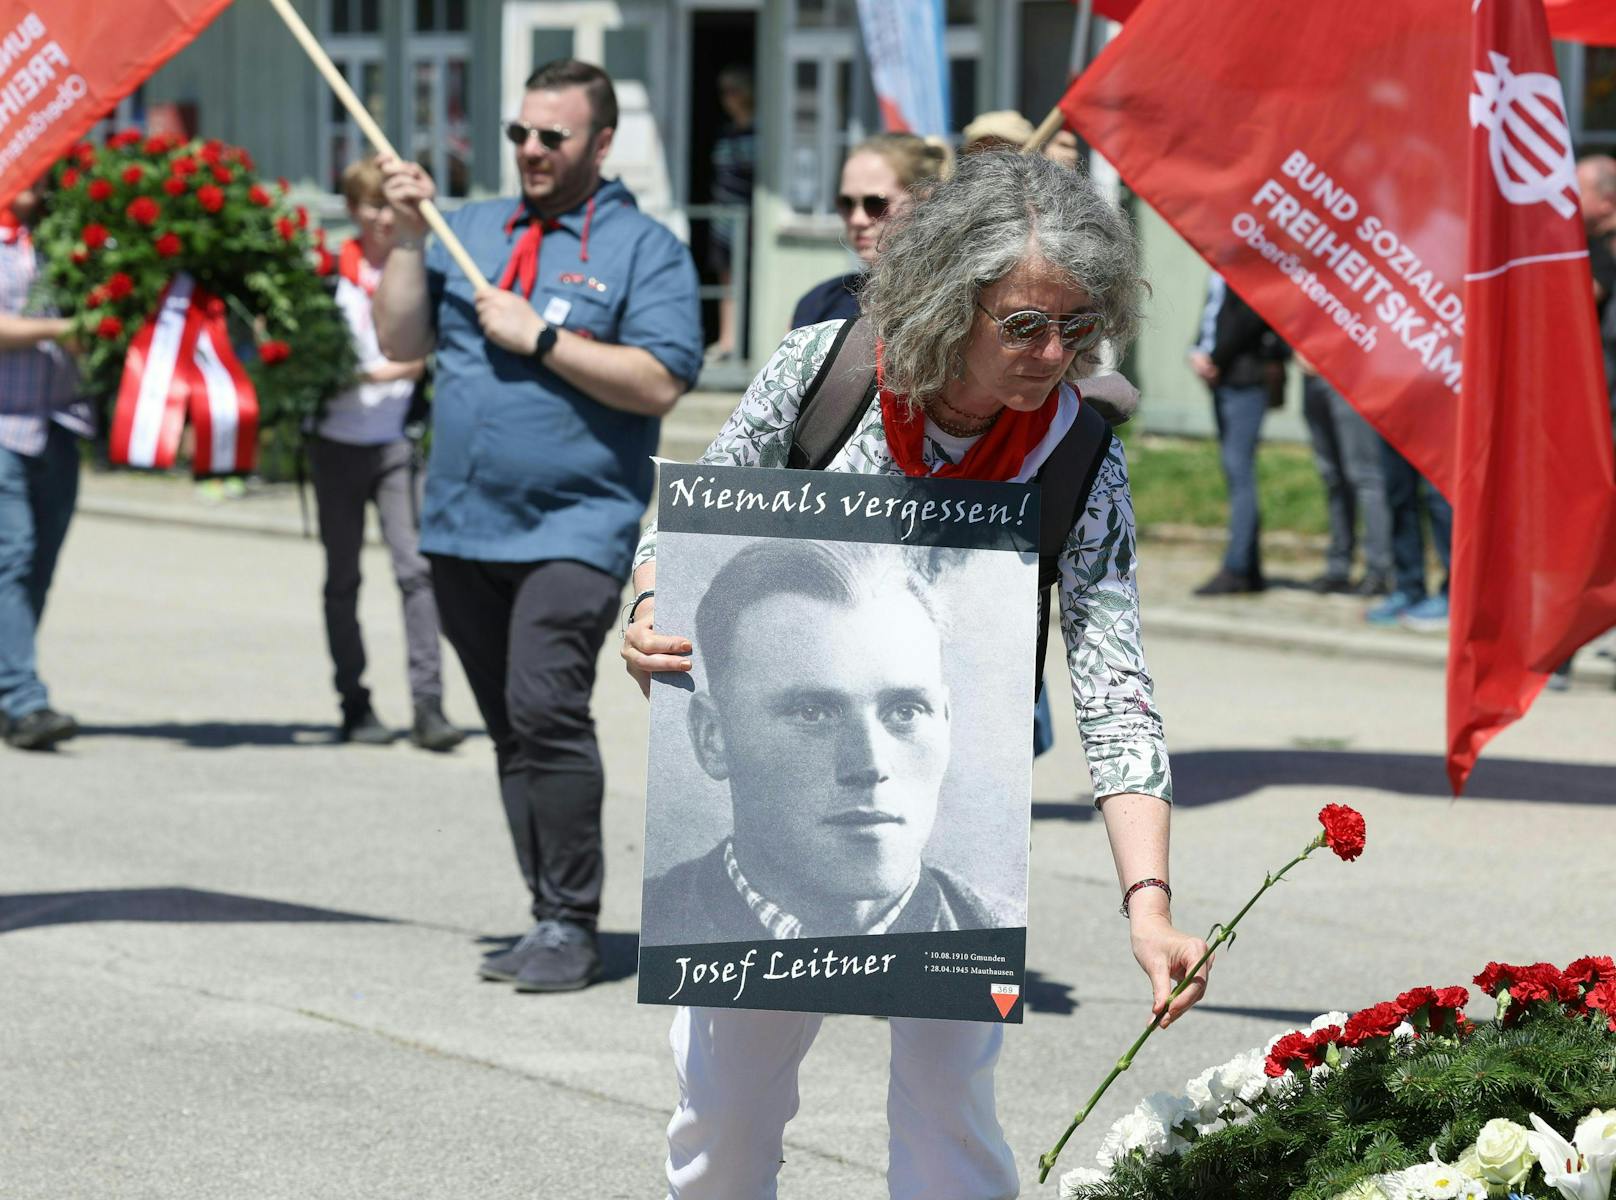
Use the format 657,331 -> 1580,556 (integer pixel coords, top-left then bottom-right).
337,239 -> 381,296
876,340 -> 1065,482
498,196 -> 595,298
0,208 -> 29,251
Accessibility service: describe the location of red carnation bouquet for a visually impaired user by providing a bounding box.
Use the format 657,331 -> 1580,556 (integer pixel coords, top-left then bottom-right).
35,130 -> 354,467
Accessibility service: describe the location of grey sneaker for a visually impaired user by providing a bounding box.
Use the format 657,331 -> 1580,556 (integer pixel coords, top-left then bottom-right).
478,923 -> 550,982
513,920 -> 601,993
3,707 -> 79,750
410,698 -> 465,752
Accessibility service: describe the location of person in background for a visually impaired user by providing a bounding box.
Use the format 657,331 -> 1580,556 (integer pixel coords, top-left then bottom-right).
0,178 -> 93,751
1188,272 -> 1290,596
1365,446 -> 1452,632
1298,360 -> 1392,596
705,65 -> 754,362
309,157 -> 461,751
376,59 -> 702,993
960,110 -> 1036,155
790,134 -> 950,330
1043,127 -> 1082,172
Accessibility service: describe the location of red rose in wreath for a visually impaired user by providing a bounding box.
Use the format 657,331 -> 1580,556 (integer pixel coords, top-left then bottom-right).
127,197 -> 160,226
88,179 -> 113,202
197,185 -> 225,214
154,232 -> 183,258
82,223 -> 109,249
258,340 -> 292,365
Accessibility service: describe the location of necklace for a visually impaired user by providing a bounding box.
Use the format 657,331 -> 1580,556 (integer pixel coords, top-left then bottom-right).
925,393 -> 1001,438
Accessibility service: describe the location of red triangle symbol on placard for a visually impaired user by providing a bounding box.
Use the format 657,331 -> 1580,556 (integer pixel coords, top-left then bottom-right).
991,990 -> 1019,1019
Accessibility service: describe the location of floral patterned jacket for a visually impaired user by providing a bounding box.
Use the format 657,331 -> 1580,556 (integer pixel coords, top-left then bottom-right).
634,321 -> 1171,804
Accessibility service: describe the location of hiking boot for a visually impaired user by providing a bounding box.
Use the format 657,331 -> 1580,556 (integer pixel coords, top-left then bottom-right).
512,920 -> 601,993
339,704 -> 393,745
3,707 -> 79,750
410,697 -> 464,752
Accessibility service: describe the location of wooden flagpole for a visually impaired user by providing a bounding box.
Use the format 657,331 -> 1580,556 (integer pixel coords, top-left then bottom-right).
263,0 -> 490,290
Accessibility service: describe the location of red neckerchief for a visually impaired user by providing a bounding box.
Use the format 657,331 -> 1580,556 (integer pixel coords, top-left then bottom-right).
338,239 -> 380,295
499,196 -> 595,299
876,341 -> 1060,480
0,208 -> 27,249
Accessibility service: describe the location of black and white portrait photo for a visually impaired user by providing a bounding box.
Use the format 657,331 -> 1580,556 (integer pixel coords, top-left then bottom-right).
637,463 -> 1038,1022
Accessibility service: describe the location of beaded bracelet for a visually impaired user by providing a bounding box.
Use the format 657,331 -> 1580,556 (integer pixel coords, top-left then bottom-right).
1120,877 -> 1171,917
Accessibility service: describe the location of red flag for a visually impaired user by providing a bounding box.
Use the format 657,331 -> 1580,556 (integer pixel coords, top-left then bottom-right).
0,1 -> 231,209
1089,0 -> 1142,22
1061,0 -> 1616,793
1544,0 -> 1616,45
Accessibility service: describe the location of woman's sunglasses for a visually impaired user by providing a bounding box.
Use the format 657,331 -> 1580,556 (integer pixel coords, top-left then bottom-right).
977,303 -> 1106,353
504,121 -> 572,151
835,192 -> 890,220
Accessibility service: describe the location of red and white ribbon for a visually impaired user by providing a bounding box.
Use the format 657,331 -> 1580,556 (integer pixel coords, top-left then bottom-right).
109,273 -> 259,476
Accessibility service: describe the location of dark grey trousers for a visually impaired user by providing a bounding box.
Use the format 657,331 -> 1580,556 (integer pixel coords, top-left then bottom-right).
308,436 -> 443,715
428,555 -> 622,928
1301,374 -> 1393,580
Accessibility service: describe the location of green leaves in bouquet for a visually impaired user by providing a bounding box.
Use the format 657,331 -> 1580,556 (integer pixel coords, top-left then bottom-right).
1069,1017 -> 1616,1200
35,132 -> 355,434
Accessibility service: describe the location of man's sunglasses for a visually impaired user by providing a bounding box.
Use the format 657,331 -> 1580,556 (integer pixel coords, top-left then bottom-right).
504,121 -> 573,150
976,303 -> 1106,353
835,192 -> 890,220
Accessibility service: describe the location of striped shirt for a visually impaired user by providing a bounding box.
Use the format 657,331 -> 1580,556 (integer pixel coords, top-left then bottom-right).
0,231 -> 92,457
722,838 -> 919,939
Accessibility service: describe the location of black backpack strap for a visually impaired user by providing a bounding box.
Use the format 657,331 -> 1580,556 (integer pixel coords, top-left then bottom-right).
1032,400 -> 1114,696
787,318 -> 879,470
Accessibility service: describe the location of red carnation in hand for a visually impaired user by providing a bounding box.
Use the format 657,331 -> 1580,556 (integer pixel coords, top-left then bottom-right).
196,184 -> 225,214
170,155 -> 198,177
81,223 -> 109,250
60,167 -> 80,189
1565,956 -> 1615,990
162,177 -> 186,197
154,232 -> 183,258
248,184 -> 273,207
276,216 -> 296,241
127,197 -> 160,226
1342,1001 -> 1405,1047
104,273 -> 134,300
1316,804 -> 1366,862
87,179 -> 113,202
96,315 -> 124,339
211,164 -> 233,184
258,340 -> 291,365
121,165 -> 144,185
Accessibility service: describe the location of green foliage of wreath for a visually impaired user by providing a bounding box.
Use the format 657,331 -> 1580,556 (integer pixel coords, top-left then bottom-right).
33,130 -> 354,435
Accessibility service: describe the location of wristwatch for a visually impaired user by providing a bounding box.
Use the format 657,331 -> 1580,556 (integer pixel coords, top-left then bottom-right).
531,321 -> 558,363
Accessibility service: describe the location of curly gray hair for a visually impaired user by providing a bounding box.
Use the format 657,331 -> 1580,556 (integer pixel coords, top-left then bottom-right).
860,150 -> 1145,402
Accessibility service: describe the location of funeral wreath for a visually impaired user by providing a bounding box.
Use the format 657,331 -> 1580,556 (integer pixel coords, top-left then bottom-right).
34,130 -> 354,471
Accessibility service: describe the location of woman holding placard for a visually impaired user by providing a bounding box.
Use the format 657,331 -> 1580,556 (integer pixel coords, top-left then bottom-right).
623,150 -> 1211,1200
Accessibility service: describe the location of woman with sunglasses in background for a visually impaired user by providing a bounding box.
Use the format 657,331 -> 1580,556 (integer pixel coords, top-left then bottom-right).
624,150 -> 1210,1199
789,133 -> 950,331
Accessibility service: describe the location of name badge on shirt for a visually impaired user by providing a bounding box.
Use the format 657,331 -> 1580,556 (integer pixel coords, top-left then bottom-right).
542,296 -> 572,326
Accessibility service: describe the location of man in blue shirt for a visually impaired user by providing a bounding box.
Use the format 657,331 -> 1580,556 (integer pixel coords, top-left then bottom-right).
377,60 -> 702,991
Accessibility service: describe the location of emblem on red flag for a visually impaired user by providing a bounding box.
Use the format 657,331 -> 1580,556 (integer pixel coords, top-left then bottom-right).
1468,52 -> 1578,219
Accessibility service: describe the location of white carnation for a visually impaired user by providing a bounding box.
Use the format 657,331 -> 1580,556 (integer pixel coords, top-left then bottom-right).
1097,1092 -> 1192,1167
1216,1049 -> 1269,1105
1384,1162 -> 1487,1200
1310,1010 -> 1350,1032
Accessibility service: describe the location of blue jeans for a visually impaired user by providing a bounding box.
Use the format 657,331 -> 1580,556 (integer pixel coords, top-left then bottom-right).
1301,374 -> 1393,579
0,424 -> 81,719
1380,440 -> 1451,600
1213,384 -> 1269,577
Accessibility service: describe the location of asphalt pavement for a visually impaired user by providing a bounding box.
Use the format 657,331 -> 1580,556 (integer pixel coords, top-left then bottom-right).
3,470 -> 1613,1199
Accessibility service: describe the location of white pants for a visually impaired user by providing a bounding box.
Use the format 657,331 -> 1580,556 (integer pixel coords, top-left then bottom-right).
665,1006 -> 1019,1199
